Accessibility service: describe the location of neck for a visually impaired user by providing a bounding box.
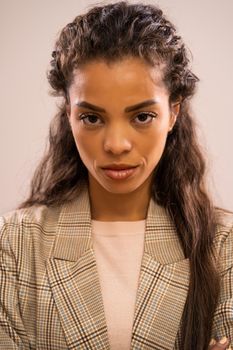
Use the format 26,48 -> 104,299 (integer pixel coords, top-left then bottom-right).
88,176 -> 152,221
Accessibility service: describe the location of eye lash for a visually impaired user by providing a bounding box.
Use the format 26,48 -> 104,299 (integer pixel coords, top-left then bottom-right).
79,113 -> 100,120
133,111 -> 157,124
137,111 -> 157,117
78,111 -> 157,125
78,113 -> 102,125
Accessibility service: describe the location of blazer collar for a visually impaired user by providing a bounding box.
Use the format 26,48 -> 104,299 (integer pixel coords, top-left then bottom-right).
47,180 -> 190,349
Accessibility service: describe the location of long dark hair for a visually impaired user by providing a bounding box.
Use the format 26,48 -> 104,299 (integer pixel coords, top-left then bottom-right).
18,2 -> 221,348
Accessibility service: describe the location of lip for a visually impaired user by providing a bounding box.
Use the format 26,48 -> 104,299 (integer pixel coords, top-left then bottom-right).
101,163 -> 138,170
101,166 -> 139,180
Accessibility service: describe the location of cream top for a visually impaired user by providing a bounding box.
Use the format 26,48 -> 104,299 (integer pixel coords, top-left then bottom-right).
91,219 -> 146,350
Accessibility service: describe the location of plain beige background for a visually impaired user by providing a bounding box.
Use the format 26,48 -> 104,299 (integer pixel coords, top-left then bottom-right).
0,0 -> 232,215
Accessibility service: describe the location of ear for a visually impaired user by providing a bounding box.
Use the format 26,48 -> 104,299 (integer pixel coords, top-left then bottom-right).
168,99 -> 181,132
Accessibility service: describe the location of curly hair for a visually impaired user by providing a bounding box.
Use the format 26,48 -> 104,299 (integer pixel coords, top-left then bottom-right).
18,2 -> 221,348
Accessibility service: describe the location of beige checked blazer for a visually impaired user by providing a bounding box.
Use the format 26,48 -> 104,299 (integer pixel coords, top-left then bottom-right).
0,181 -> 233,350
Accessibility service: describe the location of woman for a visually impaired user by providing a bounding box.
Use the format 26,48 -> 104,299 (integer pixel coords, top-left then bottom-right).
0,1 -> 232,349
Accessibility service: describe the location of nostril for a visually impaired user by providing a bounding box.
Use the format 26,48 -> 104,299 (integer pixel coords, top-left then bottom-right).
103,139 -> 132,154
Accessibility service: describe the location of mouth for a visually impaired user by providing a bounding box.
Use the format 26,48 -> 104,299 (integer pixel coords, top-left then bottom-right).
101,163 -> 138,170
101,165 -> 139,180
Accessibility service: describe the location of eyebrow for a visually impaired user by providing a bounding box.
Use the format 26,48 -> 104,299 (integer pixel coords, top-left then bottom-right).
75,99 -> 158,113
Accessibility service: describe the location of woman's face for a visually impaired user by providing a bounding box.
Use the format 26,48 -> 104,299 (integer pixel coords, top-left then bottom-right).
66,57 -> 179,195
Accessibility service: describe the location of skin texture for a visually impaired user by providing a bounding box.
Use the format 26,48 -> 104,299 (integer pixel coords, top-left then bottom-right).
66,57 -> 180,221
208,337 -> 231,350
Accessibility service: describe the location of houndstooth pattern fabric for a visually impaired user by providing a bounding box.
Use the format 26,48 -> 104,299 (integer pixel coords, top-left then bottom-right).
0,180 -> 232,349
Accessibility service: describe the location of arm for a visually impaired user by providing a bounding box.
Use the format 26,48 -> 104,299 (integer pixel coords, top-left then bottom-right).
210,223 -> 233,348
0,218 -> 30,349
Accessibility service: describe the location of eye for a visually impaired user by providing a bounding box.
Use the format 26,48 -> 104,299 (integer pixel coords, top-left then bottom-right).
133,112 -> 157,125
78,111 -> 157,126
79,113 -> 102,126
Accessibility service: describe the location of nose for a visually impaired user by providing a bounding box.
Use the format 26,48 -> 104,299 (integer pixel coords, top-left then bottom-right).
103,125 -> 132,155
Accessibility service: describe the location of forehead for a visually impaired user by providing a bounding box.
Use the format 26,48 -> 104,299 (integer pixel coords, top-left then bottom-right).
69,57 -> 167,97
69,58 -> 168,109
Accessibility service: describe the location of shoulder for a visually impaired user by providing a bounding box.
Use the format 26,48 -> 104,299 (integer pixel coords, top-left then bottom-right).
215,207 -> 233,242
213,207 -> 233,274
215,206 -> 233,229
1,203 -> 61,233
0,204 -> 62,256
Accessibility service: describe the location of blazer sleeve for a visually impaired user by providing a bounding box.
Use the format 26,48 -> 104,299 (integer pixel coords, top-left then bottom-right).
0,216 -> 30,349
211,222 -> 233,344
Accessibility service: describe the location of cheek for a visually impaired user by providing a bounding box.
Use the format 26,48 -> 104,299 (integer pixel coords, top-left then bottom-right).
71,129 -> 98,163
142,128 -> 168,160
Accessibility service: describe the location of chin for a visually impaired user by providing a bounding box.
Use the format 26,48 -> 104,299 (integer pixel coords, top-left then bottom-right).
100,180 -> 140,193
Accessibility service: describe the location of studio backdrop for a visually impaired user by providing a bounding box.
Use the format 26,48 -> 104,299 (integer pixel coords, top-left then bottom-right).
0,0 -> 232,214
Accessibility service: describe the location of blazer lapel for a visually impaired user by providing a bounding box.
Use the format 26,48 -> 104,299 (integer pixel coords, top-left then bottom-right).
46,182 -> 110,350
130,198 -> 190,349
46,181 -> 190,350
